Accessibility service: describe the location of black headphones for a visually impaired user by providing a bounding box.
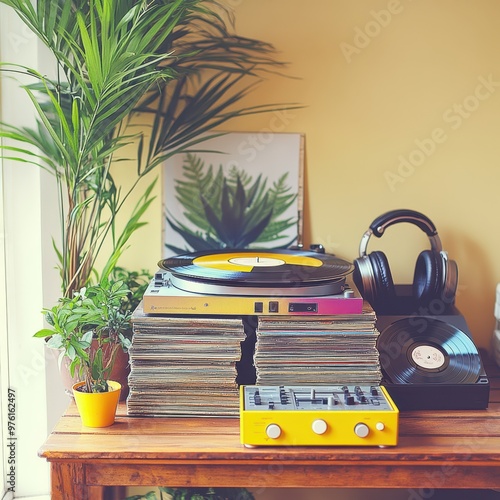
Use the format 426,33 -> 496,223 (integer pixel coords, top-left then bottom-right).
353,209 -> 458,311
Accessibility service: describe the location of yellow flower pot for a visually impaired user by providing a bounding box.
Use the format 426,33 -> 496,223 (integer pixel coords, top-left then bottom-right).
72,381 -> 121,428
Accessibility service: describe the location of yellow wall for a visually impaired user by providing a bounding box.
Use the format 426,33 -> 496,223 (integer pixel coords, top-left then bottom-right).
118,0 -> 500,351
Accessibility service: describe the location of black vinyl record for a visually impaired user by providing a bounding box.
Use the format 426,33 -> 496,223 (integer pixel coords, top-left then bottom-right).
158,249 -> 354,286
377,317 -> 482,384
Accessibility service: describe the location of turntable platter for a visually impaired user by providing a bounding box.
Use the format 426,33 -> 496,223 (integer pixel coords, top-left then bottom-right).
158,249 -> 354,295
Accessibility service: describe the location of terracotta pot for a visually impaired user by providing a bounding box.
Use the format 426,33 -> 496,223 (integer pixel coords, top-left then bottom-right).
73,381 -> 121,427
46,340 -> 130,401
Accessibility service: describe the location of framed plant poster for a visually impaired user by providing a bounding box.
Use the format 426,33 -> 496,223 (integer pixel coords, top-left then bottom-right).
162,132 -> 304,257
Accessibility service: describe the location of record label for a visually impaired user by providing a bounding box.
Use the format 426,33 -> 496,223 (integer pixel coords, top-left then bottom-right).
228,256 -> 285,268
410,345 -> 445,370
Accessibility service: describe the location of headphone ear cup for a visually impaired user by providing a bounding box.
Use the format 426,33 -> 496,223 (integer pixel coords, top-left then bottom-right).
353,256 -> 375,304
353,258 -> 365,294
413,250 -> 443,303
443,258 -> 458,304
369,251 -> 396,307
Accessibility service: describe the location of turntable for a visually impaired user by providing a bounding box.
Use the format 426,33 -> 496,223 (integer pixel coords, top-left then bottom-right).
143,249 -> 363,316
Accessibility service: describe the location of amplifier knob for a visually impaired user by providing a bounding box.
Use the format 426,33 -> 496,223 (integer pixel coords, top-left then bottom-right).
345,395 -> 355,405
266,423 -> 282,439
312,419 -> 328,435
354,423 -> 370,438
376,422 -> 385,431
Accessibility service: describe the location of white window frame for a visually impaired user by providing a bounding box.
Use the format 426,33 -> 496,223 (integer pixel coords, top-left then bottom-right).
1,146 -> 12,500
0,5 -> 64,498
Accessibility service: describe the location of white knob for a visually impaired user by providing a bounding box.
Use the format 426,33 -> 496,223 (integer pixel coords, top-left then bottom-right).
266,423 -> 282,439
354,423 -> 370,438
376,422 -> 385,431
312,419 -> 328,435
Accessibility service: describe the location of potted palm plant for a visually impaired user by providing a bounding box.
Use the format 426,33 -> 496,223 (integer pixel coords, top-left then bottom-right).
34,278 -> 132,427
0,0 -> 293,300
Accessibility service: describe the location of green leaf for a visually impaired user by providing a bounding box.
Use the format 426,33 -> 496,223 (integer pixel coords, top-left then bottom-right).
33,328 -> 55,338
47,334 -> 63,349
91,348 -> 103,380
66,344 -> 76,360
81,330 -> 94,345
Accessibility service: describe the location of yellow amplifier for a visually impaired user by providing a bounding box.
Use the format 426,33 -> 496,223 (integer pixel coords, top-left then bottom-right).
240,385 -> 398,447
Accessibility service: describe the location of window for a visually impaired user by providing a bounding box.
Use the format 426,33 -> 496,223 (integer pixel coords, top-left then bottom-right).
0,5 -> 58,497
1,157 -> 12,500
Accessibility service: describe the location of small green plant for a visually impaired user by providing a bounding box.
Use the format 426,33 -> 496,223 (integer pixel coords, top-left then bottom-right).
34,278 -> 132,393
126,486 -> 254,500
165,153 -> 298,253
107,267 -> 152,315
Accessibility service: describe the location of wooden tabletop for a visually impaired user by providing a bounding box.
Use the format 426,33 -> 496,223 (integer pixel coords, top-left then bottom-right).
39,354 -> 500,491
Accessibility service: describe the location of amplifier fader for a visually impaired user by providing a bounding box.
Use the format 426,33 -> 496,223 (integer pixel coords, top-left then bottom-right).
240,385 -> 399,447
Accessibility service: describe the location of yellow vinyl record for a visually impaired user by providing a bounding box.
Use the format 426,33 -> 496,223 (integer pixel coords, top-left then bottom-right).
194,251 -> 322,273
158,249 -> 354,286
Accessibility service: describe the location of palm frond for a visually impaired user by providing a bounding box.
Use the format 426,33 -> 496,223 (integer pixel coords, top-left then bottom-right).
0,0 -> 299,295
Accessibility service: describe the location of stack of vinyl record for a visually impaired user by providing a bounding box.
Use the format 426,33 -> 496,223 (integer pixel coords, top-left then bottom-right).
254,302 -> 382,385
127,303 -> 248,417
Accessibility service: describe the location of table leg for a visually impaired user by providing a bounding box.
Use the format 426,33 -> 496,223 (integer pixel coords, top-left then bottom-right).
50,462 -> 105,500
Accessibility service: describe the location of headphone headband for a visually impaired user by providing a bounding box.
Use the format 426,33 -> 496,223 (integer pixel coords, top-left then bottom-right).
359,209 -> 443,257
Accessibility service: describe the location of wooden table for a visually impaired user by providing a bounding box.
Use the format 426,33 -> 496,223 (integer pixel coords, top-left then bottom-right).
39,356 -> 500,500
